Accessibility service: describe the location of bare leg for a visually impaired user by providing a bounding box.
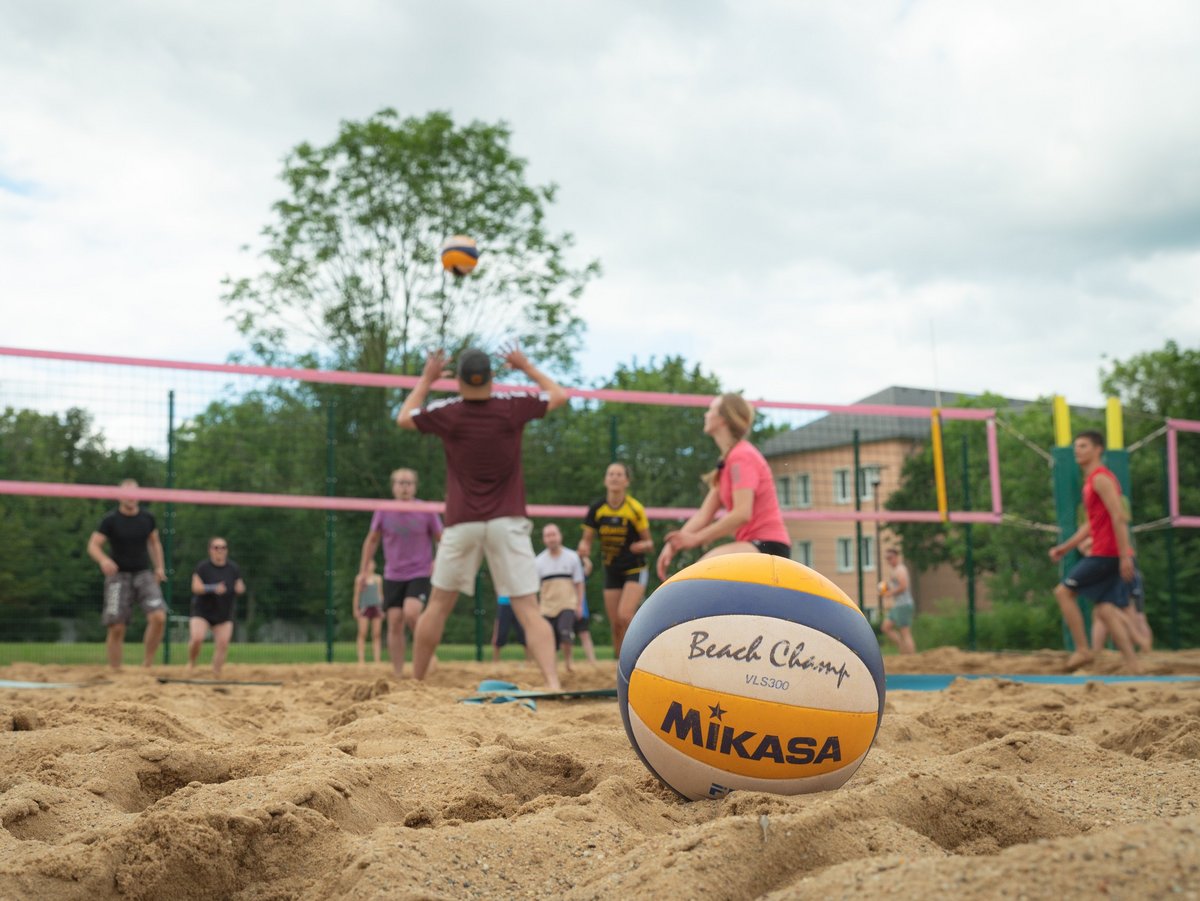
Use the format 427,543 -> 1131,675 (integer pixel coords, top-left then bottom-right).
1095,603 -> 1141,672
1091,616 -> 1109,653
1053,584 -> 1093,669
603,588 -> 625,656
142,609 -> 166,667
881,618 -> 899,648
371,617 -> 382,663
211,621 -> 234,677
356,614 -> 368,665
387,607 -> 407,677
107,624 -> 126,671
614,581 -> 645,653
187,617 -> 208,670
899,626 -> 916,655
510,594 -> 562,690
412,587 -> 457,679
579,630 -> 598,662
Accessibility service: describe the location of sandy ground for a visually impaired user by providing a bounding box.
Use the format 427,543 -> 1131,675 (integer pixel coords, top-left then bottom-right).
2,649 -> 1200,900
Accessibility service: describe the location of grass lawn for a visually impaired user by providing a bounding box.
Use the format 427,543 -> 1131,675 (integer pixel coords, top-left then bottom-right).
0,642 -> 616,668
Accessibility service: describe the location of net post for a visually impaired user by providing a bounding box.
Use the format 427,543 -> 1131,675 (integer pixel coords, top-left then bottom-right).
163,389 -> 176,665
474,571 -> 484,662
930,410 -> 949,522
325,399 -> 336,664
1051,397 -> 1088,648
962,433 -> 976,651
1162,438 -> 1181,649
986,417 -> 1003,516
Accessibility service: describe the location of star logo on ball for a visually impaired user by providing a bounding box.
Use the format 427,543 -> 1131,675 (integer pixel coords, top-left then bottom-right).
708,702 -> 726,721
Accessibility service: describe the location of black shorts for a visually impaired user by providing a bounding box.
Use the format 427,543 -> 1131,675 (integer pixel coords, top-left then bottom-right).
604,565 -> 648,591
1063,556 -> 1129,608
1126,570 -> 1145,613
191,595 -> 234,626
383,577 -> 432,611
493,604 -> 525,648
546,610 -> 577,648
751,540 -> 791,559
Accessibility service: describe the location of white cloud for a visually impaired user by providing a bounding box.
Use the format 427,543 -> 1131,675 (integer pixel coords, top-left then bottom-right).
2,0 -> 1198,423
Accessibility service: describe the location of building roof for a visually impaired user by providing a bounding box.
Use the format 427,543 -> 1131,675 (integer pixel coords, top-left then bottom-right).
759,386 -> 1036,457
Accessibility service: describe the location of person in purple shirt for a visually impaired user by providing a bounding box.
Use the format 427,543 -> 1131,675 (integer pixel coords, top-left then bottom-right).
358,467 -> 443,677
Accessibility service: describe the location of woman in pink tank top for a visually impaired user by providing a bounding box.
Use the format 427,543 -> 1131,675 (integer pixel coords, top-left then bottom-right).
656,393 -> 790,579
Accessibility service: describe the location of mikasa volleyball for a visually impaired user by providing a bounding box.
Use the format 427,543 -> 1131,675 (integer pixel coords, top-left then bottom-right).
618,554 -> 885,801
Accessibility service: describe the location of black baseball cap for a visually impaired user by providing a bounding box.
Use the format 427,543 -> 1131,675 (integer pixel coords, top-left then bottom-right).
457,348 -> 492,387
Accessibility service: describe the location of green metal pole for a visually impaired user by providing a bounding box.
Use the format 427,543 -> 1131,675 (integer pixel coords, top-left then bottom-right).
474,572 -> 484,662
163,390 -> 176,664
609,415 -> 618,463
325,400 -> 336,664
1162,441 -> 1181,649
962,434 -> 976,651
853,429 -> 863,609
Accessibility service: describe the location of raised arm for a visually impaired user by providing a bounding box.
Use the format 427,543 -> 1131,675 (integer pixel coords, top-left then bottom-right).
502,343 -> 568,411
396,350 -> 448,430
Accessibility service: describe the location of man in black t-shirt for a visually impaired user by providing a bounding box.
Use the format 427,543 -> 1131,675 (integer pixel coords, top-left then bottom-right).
188,536 -> 246,677
86,479 -> 167,670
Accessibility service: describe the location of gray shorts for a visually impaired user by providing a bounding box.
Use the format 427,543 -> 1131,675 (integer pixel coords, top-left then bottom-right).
102,571 -> 165,626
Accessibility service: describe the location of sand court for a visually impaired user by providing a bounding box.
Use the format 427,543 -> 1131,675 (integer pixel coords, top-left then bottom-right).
2,650 -> 1199,899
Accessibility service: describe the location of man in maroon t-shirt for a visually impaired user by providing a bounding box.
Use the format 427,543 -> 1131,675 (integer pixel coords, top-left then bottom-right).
396,344 -> 567,689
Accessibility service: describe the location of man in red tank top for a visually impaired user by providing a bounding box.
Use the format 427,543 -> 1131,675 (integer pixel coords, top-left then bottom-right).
1048,431 -> 1140,672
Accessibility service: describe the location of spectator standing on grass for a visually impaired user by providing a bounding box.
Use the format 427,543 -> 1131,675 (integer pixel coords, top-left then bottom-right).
879,548 -> 916,655
395,344 -> 567,690
353,558 -> 384,666
536,523 -> 587,672
358,467 -> 442,678
86,479 -> 167,670
188,536 -> 245,677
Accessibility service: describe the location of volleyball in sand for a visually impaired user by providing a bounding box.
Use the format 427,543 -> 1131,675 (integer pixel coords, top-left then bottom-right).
440,235 -> 479,276
618,553 -> 885,801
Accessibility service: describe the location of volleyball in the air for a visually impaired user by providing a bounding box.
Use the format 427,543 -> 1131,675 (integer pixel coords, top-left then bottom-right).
440,235 -> 479,276
618,554 -> 885,801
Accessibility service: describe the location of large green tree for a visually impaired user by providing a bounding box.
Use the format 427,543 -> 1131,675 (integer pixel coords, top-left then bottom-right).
223,109 -> 599,377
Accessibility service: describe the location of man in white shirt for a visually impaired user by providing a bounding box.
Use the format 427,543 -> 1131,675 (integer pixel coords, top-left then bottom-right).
535,523 -> 586,671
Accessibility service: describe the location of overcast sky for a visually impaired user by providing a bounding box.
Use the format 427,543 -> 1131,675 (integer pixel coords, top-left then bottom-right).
3,0 -> 1199,410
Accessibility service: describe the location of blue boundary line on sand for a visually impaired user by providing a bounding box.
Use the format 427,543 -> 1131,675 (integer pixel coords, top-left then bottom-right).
887,673 -> 1200,691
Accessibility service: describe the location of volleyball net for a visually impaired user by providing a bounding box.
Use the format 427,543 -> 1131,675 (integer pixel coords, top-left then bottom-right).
3,344 -> 1195,662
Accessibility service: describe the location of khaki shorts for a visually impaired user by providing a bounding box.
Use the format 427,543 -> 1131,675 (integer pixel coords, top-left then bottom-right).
102,571 -> 165,626
432,517 -> 539,598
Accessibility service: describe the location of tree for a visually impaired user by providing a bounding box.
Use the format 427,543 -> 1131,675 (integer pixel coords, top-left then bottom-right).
223,109 -> 600,377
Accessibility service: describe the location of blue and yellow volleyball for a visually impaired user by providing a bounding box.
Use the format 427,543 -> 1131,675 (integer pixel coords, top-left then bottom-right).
440,235 -> 479,276
618,554 -> 885,801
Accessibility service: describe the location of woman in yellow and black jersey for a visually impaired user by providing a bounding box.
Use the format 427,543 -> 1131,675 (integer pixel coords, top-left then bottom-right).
576,462 -> 654,656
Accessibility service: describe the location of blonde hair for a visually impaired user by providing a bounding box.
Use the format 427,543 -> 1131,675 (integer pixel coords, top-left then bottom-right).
701,393 -> 755,488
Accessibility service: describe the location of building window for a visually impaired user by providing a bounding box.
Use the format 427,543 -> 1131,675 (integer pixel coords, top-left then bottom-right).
793,540 -> 813,567
776,475 -> 792,508
836,537 -> 854,572
833,468 -> 853,504
795,473 -> 812,508
861,535 -> 875,571
859,465 -> 883,501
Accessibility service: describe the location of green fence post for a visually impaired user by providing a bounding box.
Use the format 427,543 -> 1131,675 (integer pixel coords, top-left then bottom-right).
163,390 -> 176,665
325,400 -> 336,664
609,415 -> 619,463
474,571 -> 484,662
1162,441 -> 1181,649
853,429 -> 863,609
962,434 -> 976,651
